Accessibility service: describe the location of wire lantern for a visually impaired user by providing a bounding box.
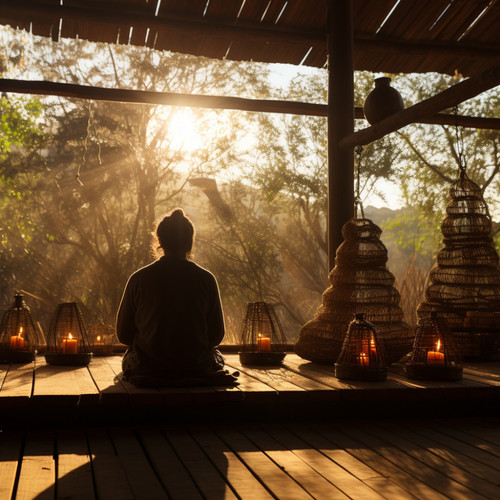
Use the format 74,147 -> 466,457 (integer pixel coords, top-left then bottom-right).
0,293 -> 41,363
335,313 -> 387,381
88,323 -> 120,356
406,312 -> 462,380
239,302 -> 287,366
44,302 -> 93,366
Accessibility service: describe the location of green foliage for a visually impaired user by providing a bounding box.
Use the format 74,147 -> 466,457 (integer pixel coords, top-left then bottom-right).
0,96 -> 44,162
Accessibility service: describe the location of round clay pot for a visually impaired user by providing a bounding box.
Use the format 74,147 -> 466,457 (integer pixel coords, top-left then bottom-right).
363,77 -> 404,125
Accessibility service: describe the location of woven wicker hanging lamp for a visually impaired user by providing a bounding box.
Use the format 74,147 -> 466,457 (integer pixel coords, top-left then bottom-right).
417,114 -> 500,358
44,302 -> 93,366
239,302 -> 287,366
335,313 -> 387,381
295,147 -> 413,364
0,293 -> 41,363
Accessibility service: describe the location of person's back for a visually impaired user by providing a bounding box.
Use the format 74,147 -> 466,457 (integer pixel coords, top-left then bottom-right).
116,208 -> 229,384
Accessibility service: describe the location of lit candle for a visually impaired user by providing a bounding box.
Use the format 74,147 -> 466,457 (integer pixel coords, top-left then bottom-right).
62,333 -> 78,354
370,335 -> 377,355
427,339 -> 445,365
358,352 -> 369,366
256,334 -> 271,352
96,335 -> 102,343
10,327 -> 25,350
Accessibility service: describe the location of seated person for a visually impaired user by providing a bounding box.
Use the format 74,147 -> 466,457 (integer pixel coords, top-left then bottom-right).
116,208 -> 237,386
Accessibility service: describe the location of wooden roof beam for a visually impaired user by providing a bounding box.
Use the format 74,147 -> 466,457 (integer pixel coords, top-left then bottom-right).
1,79 -> 500,131
1,1 -> 499,62
340,63 -> 500,149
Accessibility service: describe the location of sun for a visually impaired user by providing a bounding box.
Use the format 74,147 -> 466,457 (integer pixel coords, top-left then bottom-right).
167,109 -> 203,152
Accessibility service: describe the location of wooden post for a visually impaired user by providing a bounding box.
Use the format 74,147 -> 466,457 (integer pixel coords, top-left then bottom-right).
327,0 -> 354,271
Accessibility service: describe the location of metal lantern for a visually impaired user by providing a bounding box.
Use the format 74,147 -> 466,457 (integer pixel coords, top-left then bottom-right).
239,302 -> 287,366
44,302 -> 93,366
88,323 -> 120,356
335,313 -> 387,381
0,293 -> 41,363
406,312 -> 462,380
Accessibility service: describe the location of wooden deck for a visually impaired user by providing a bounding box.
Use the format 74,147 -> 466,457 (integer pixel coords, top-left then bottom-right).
2,417 -> 500,499
1,354 -> 499,425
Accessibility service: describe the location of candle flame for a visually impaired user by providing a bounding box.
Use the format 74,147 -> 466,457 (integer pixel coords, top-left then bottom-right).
258,333 -> 262,338
18,326 -> 23,338
97,335 -> 101,342
436,339 -> 441,351
68,333 -> 73,340
370,336 -> 375,347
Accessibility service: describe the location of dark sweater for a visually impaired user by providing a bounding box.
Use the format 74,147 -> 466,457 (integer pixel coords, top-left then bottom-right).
116,256 -> 225,378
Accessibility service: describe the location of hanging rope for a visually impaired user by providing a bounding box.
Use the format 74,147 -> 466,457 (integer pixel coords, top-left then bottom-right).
354,145 -> 365,218
453,105 -> 468,179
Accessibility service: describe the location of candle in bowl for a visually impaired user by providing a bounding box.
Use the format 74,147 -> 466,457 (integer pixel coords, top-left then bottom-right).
10,327 -> 25,350
256,334 -> 271,352
62,333 -> 78,354
358,352 -> 369,366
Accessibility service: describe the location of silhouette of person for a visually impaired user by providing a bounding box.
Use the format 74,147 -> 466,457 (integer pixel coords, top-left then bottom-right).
116,208 -> 236,386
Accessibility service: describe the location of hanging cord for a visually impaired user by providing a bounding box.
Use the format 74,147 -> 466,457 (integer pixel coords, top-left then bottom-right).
354,145 -> 365,219
453,105 -> 468,179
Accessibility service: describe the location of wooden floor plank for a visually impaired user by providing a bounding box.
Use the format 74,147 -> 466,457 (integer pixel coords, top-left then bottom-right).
0,361 -> 34,408
86,356 -> 130,405
86,427 -> 135,500
136,426 -> 203,500
388,419 -> 500,477
284,354 -> 413,401
162,425 -> 238,499
189,425 -> 273,500
56,429 -> 96,500
0,363 -> 9,389
0,429 -> 22,500
225,356 -> 308,402
214,424 -> 314,499
32,356 -> 99,406
435,418 -> 500,458
109,427 -> 168,499
16,430 -> 55,500
238,423 -> 355,499
369,421 -> 500,499
284,422 -> 416,500
337,422 -> 487,500
313,422 -> 449,500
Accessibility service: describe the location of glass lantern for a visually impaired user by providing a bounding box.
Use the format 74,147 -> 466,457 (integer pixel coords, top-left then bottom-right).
0,293 -> 41,363
88,323 -> 120,356
239,302 -> 287,366
405,312 -> 462,380
335,313 -> 387,381
44,302 -> 93,366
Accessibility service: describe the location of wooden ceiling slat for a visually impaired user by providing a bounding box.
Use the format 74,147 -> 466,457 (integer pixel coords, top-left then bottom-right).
0,0 -> 499,76
461,3 -> 500,43
381,0 -> 452,40
236,0 -> 273,22
352,0 -> 398,33
276,0 -> 326,30
260,0 -> 288,24
429,0 -> 491,41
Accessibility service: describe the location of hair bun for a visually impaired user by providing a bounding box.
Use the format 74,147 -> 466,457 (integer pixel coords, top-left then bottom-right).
170,208 -> 185,219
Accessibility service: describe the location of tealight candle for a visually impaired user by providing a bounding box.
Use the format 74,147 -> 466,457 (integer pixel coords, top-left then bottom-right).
62,333 -> 78,354
10,327 -> 25,350
427,339 -> 445,364
359,352 -> 369,366
256,334 -> 271,352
